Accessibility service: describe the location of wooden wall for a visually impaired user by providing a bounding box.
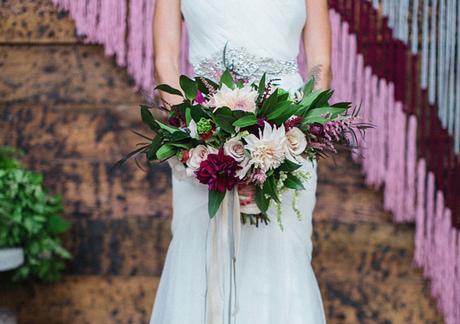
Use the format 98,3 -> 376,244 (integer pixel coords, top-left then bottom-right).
0,1 -> 443,323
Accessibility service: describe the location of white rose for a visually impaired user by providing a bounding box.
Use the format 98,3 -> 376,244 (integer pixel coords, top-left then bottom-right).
186,145 -> 209,171
224,138 -> 246,162
285,127 -> 307,161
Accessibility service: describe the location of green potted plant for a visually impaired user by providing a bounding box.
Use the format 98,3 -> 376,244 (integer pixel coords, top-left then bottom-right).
0,147 -> 71,282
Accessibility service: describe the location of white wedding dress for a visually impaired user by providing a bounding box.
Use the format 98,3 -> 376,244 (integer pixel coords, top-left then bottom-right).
150,0 -> 326,323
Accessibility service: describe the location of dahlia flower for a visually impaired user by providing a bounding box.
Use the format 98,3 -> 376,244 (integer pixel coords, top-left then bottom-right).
195,149 -> 240,192
244,121 -> 287,172
207,84 -> 258,112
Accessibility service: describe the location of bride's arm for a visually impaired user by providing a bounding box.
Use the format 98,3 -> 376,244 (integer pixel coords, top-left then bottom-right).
303,0 -> 332,90
153,0 -> 183,115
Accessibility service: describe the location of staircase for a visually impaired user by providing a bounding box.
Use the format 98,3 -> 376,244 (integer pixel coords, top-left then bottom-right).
0,1 -> 443,323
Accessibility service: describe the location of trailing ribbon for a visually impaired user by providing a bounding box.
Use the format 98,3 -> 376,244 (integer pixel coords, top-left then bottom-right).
206,189 -> 241,324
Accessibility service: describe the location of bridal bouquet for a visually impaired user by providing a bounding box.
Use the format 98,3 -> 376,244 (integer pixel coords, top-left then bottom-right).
119,71 -> 368,225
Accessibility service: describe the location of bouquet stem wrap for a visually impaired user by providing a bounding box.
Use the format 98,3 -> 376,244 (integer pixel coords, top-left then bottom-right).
206,189 -> 241,324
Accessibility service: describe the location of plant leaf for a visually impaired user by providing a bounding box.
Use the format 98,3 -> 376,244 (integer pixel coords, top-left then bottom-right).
155,84 -> 183,97
284,174 -> 305,190
263,175 -> 280,203
179,75 -> 198,101
156,144 -> 177,160
279,160 -> 302,172
220,70 -> 234,88
140,106 -> 159,131
232,114 -> 258,128
302,79 -> 315,96
255,186 -> 269,212
208,190 -> 226,218
46,215 -> 70,234
258,73 -> 266,97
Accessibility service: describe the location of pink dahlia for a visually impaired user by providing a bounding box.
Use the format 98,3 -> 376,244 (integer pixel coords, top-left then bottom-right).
196,148 -> 241,192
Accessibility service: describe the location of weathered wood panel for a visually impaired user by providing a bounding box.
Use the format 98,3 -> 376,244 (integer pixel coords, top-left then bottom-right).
65,217 -> 171,276
26,159 -> 172,220
1,104 -> 142,161
62,216 -> 426,285
0,46 -> 140,104
321,275 -> 442,323
0,272 -> 441,324
0,276 -> 159,324
316,154 -> 392,224
0,0 -> 78,44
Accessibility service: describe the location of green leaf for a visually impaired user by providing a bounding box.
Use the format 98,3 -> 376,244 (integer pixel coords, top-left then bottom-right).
232,114 -> 258,128
263,175 -> 280,203
190,105 -> 210,121
156,120 -> 180,134
185,108 -> 192,126
279,160 -> 302,172
220,70 -> 234,88
266,103 -> 296,122
156,144 -> 177,160
258,73 -> 266,97
299,90 -> 323,110
303,116 -> 329,124
259,89 -> 280,116
332,102 -> 352,109
284,174 -> 305,190
214,107 -> 236,133
255,186 -> 269,212
46,215 -> 70,234
146,135 -> 163,160
179,75 -> 198,101
168,130 -> 190,141
306,107 -> 347,119
140,106 -> 159,131
208,190 -> 226,218
195,76 -> 219,94
310,89 -> 334,108
155,84 -> 183,97
302,79 -> 315,96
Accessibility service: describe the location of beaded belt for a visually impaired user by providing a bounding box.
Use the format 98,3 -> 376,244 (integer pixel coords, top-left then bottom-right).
193,47 -> 299,82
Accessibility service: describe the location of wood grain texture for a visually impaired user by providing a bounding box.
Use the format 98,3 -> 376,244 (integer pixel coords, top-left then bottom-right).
0,0 -> 78,44
0,46 -> 140,105
0,276 -> 159,324
0,271 -> 442,324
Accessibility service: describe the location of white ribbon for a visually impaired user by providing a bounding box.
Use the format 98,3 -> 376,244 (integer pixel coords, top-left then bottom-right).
206,188 -> 241,324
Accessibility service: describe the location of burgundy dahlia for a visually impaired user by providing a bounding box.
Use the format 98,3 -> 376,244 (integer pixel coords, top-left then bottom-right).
195,148 -> 241,192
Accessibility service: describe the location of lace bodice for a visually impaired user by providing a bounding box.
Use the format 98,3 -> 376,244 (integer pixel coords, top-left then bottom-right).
181,0 -> 306,79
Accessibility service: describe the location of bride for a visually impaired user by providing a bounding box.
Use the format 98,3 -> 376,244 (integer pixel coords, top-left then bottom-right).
150,0 -> 332,323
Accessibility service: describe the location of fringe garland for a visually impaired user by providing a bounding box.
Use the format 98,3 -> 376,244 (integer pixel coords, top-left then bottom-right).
51,0 -> 459,322
329,7 -> 459,323
369,0 -> 460,153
